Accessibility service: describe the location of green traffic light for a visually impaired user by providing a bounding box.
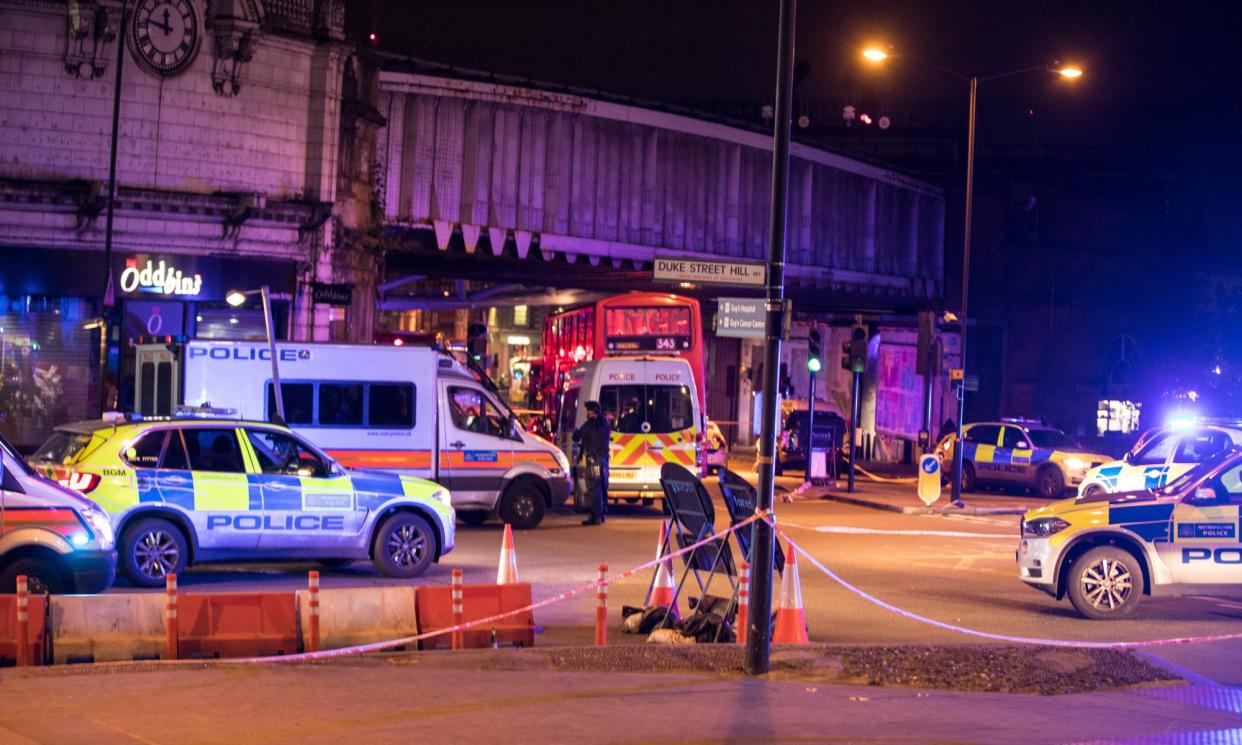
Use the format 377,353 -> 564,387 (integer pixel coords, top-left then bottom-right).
807,357 -> 822,373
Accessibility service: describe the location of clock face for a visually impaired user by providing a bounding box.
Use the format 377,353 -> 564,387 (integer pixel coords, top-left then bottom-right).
129,0 -> 201,76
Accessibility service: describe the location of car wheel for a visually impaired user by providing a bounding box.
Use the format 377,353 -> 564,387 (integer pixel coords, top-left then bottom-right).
1067,546 -> 1142,620
1081,483 -> 1106,498
641,498 -> 655,507
457,510 -> 490,527
500,481 -> 546,530
0,557 -> 68,595
1037,465 -> 1066,499
371,512 -> 437,578
960,462 -> 976,492
121,517 -> 188,588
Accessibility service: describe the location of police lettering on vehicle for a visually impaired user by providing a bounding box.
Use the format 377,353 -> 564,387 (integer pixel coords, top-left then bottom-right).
205,514 -> 346,531
187,347 -> 312,362
1183,548 -> 1242,564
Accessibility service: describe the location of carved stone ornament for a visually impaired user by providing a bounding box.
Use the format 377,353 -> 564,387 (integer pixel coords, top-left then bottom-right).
206,0 -> 262,96
63,0 -> 118,79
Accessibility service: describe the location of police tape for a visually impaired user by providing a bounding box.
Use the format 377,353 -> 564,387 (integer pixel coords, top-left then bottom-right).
852,465 -> 917,484
768,518 -> 1242,649
183,511 -> 768,665
777,518 -> 1013,540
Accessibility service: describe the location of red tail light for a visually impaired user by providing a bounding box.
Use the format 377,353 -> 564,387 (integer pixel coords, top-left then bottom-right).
60,471 -> 101,494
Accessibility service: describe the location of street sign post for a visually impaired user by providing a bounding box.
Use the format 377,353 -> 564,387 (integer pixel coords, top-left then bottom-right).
654,257 -> 766,287
917,455 -> 942,507
716,298 -> 767,339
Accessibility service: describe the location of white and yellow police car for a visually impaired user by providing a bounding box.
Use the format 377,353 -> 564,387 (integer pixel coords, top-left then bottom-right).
936,420 -> 1111,499
1077,424 -> 1242,497
30,414 -> 455,587
1018,447 -> 1242,618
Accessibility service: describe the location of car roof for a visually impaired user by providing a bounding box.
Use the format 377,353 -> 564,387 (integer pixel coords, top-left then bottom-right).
58,418 -> 289,437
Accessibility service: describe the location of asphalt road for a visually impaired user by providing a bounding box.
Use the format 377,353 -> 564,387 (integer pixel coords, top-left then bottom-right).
105,475 -> 1242,684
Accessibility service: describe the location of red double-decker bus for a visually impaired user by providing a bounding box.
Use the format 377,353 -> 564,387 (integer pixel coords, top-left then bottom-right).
541,292 -> 705,424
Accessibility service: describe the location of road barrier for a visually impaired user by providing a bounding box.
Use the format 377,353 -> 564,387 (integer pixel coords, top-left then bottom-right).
50,593 -> 164,664
736,561 -> 749,646
176,592 -> 299,658
0,577 -> 45,667
416,580 -> 535,650
296,584 -> 417,652
595,564 -> 607,647
307,571 -> 320,653
165,574 -> 177,660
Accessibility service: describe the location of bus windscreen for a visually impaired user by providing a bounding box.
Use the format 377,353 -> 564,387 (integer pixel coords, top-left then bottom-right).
603,306 -> 693,353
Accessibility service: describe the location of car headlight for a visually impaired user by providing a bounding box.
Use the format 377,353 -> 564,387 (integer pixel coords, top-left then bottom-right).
1063,457 -> 1088,473
553,448 -> 570,474
1021,516 -> 1070,538
81,507 -> 115,549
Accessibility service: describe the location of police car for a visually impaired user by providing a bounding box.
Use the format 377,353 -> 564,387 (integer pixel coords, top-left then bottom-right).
1077,424 -> 1242,497
1018,447 -> 1242,619
30,414 -> 455,587
936,420 -> 1111,499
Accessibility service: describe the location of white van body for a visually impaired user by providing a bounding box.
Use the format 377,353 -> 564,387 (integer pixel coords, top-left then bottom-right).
557,356 -> 702,498
140,340 -> 570,528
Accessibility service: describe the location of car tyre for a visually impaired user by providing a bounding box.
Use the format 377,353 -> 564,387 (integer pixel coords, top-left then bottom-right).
1067,545 -> 1142,620
960,462 -> 976,492
121,517 -> 188,588
1037,465 -> 1066,499
500,481 -> 546,530
0,557 -> 68,595
371,512 -> 437,578
457,510 -> 490,527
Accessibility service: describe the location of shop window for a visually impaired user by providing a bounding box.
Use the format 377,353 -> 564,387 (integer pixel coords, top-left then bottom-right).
0,297 -> 101,448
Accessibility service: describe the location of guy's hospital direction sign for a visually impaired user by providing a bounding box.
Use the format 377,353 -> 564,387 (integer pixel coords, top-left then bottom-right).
653,257 -> 766,287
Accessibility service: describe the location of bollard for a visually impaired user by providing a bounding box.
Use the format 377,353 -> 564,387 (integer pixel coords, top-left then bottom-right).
736,561 -> 750,646
594,563 -> 608,647
164,573 -> 178,660
15,575 -> 29,667
307,570 -> 321,653
450,568 -> 464,651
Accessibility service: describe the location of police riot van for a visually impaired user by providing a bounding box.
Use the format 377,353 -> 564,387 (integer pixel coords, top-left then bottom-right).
0,431 -> 116,594
134,341 -> 570,529
557,356 -> 702,500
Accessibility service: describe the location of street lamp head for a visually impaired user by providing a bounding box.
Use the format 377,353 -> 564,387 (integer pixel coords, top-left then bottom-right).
862,48 -> 889,63
225,290 -> 247,307
1056,65 -> 1084,79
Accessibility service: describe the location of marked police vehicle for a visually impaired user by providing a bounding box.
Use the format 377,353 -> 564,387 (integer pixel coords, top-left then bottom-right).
1077,424 -> 1242,497
31,415 -> 455,587
0,432 -> 116,594
132,340 -> 571,529
1018,446 -> 1242,618
936,420 -> 1111,499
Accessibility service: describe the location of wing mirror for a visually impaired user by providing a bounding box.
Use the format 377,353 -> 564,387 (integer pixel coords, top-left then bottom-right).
1122,451 -> 1132,464
1192,486 -> 1218,504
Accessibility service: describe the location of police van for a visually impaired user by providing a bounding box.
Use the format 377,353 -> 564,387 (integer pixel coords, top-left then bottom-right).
1,431 -> 116,594
557,356 -> 702,500
1018,446 -> 1242,619
134,341 -> 570,529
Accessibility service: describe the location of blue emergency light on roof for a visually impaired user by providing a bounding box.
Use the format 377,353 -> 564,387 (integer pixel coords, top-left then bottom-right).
1167,412 -> 1198,430
174,404 -> 239,419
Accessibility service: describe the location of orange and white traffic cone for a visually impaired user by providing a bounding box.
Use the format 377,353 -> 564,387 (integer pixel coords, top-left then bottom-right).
771,540 -> 808,644
646,520 -> 679,619
497,523 -> 519,585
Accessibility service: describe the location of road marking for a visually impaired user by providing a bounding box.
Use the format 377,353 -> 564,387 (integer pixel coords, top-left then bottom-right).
954,556 -> 976,570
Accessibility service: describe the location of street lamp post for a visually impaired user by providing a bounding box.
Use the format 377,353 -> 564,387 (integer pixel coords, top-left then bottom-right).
861,48 -> 1082,507
226,285 -> 284,423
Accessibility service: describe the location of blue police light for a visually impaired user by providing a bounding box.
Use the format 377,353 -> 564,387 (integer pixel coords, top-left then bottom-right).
1167,412 -> 1197,430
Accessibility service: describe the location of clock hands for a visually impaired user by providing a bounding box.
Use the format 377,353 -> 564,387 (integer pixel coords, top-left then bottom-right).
150,8 -> 173,35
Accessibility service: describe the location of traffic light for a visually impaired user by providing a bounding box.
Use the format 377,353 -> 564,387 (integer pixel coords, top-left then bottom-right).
841,324 -> 868,374
807,328 -> 822,374
466,323 -> 488,363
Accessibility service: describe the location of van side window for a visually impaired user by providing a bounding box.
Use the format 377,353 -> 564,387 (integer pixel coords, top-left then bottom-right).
319,384 -> 364,426
369,384 -> 416,428
448,387 -> 507,438
267,383 -> 314,425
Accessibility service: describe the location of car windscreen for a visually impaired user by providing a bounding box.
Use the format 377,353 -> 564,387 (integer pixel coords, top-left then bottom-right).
1158,448 -> 1239,495
31,431 -> 96,466
1026,429 -> 1072,449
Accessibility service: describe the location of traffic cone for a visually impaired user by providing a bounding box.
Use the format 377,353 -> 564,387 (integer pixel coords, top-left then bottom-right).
771,540 -> 808,644
646,521 -> 679,619
497,523 -> 519,584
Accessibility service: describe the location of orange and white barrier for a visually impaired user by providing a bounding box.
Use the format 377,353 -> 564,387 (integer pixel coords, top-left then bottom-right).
595,563 -> 608,647
307,571 -> 321,653
497,524 -> 519,585
771,541 -> 808,644
736,561 -> 750,646
646,521 -> 679,619
16,575 -> 29,667
450,568 -> 464,651
164,573 -> 178,660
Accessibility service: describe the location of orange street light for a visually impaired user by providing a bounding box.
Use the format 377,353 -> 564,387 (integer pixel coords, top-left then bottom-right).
862,48 -> 889,62
1057,65 -> 1084,78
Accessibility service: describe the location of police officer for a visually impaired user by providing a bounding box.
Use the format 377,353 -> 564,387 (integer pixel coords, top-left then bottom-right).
573,400 -> 611,525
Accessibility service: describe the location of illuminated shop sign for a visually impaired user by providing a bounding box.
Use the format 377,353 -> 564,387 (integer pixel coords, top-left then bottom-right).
119,257 -> 203,297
